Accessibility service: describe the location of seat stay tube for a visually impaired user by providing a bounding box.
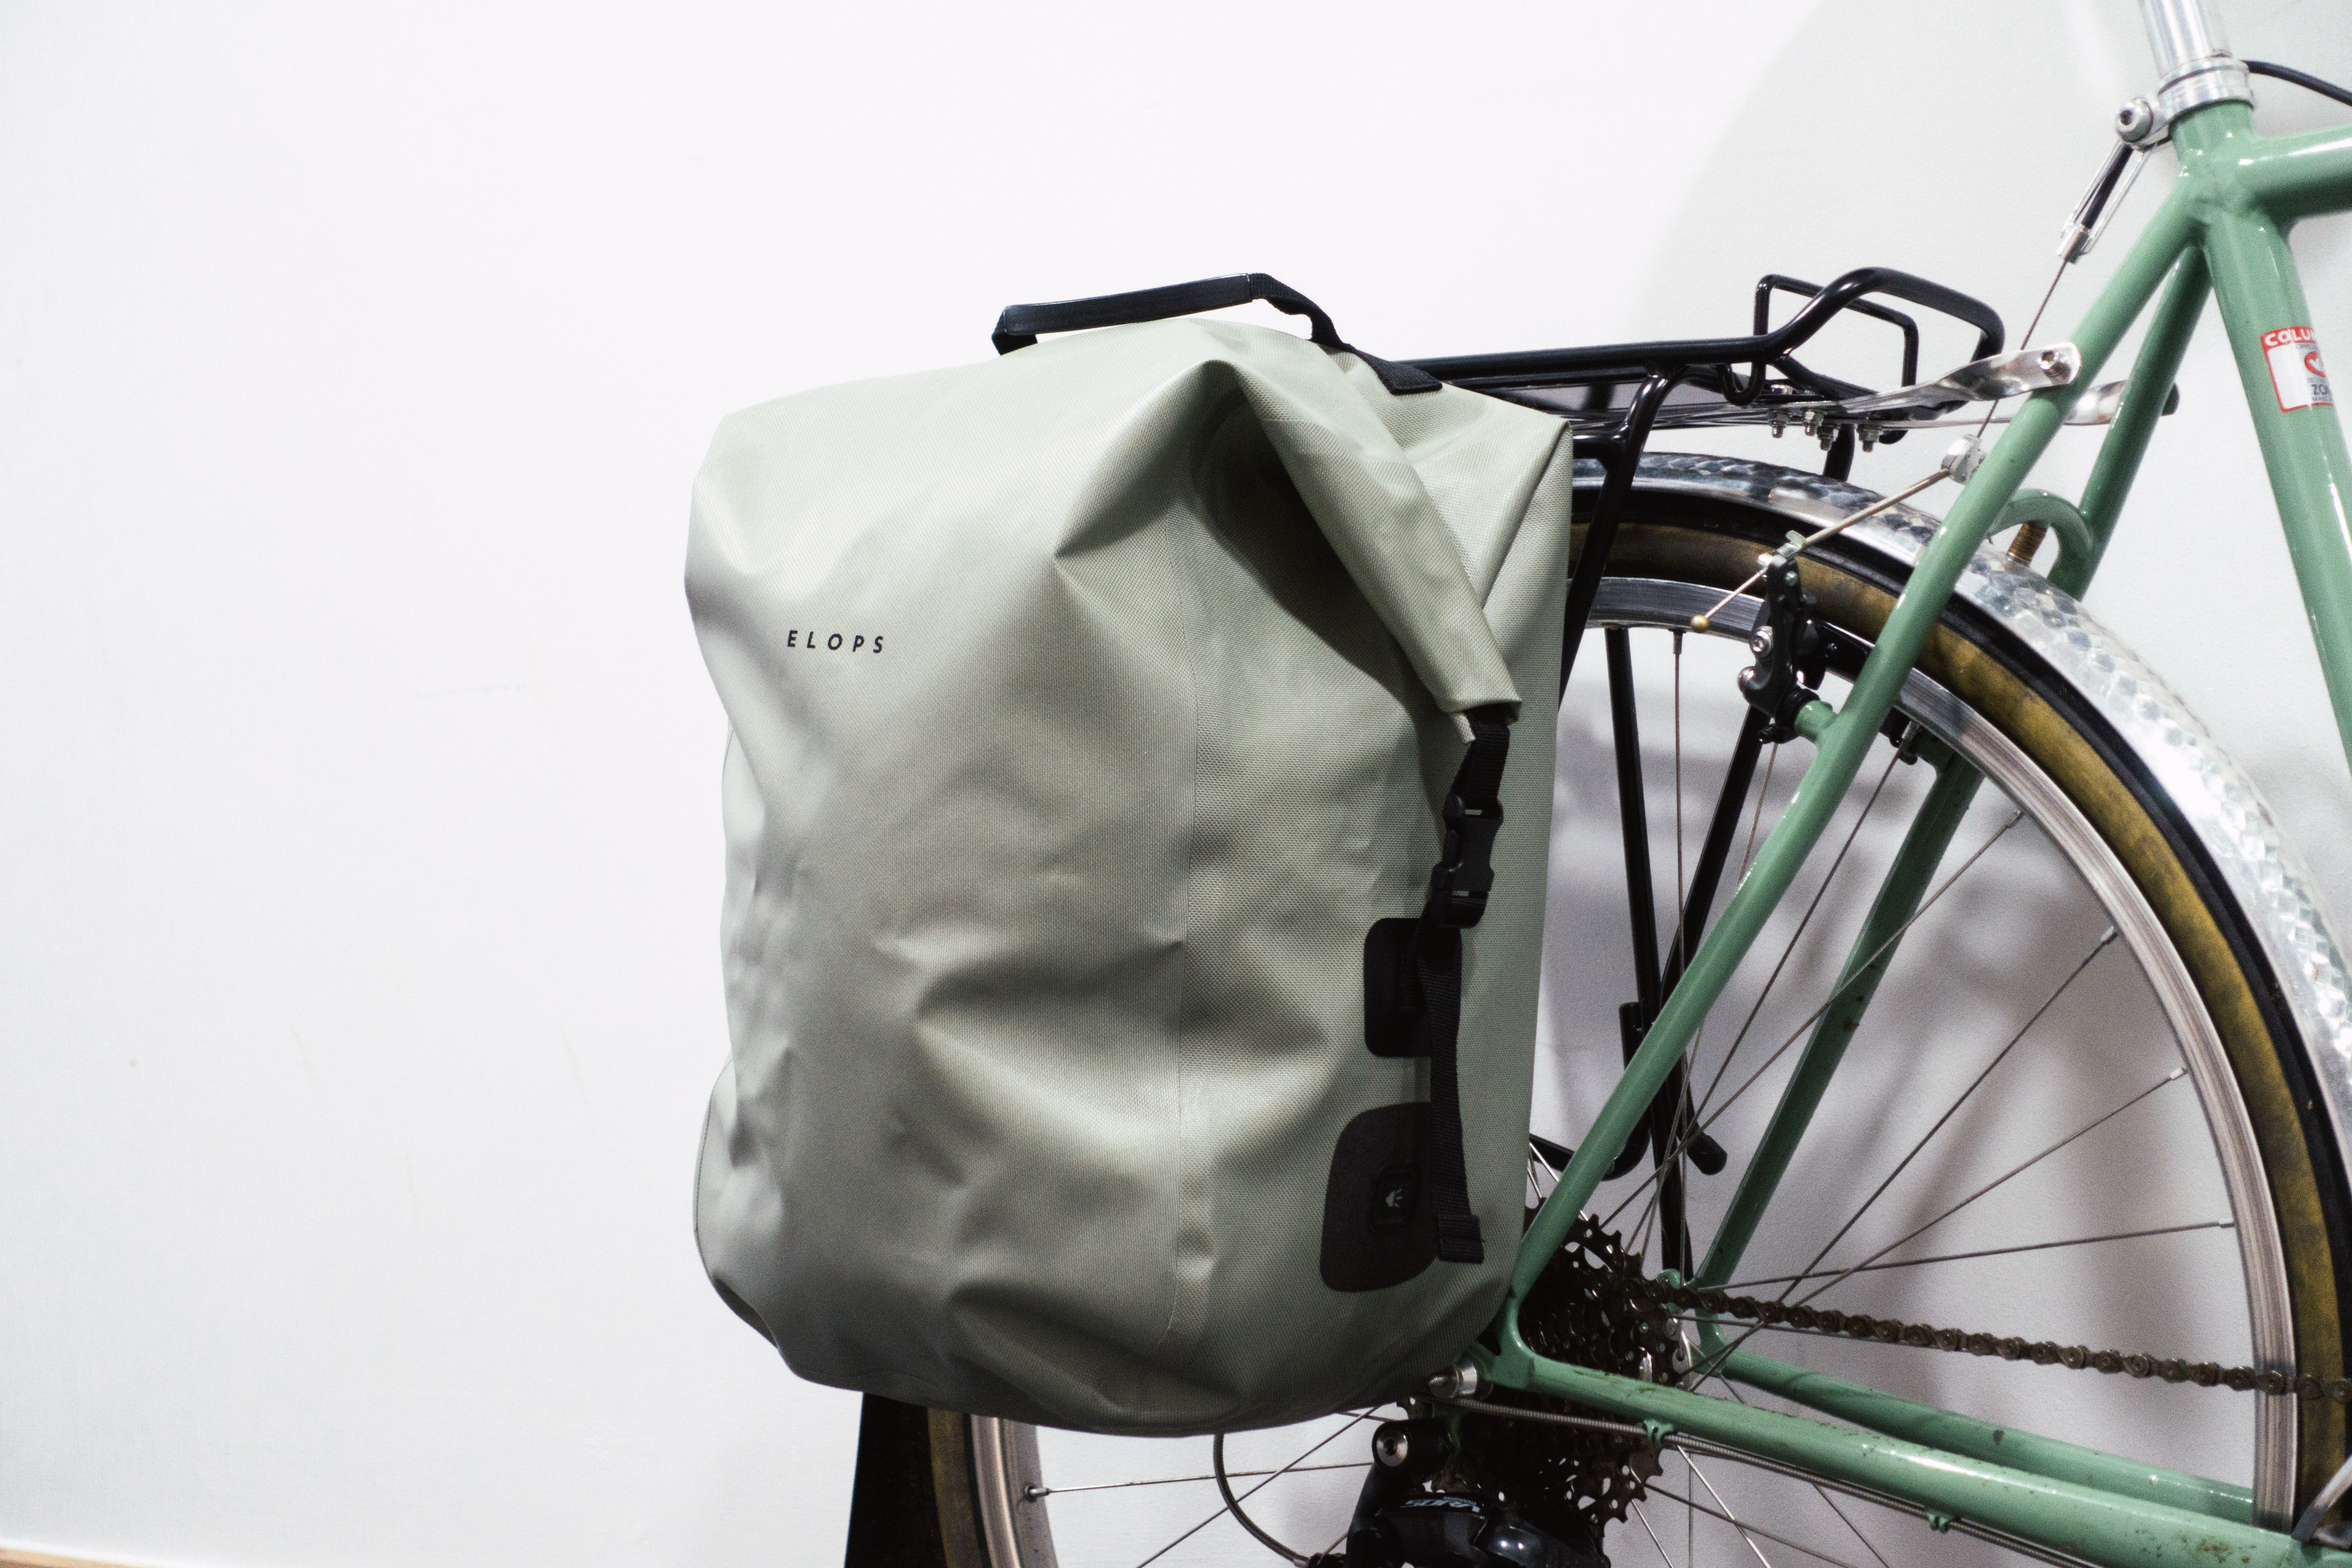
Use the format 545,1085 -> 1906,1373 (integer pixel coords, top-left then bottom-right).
2072,248 -> 2213,585
1508,184 -> 2196,1315
1691,751 -> 1986,1292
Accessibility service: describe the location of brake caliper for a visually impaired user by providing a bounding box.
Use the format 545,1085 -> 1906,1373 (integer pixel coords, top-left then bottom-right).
1737,554 -> 1827,742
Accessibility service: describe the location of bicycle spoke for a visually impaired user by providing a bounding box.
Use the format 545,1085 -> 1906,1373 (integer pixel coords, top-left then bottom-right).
1712,1377 -> 1895,1568
1740,742 -> 1781,882
1777,928 -> 2121,1303
1599,810 -> 2028,1231
1692,750 -> 1905,1121
1635,1158 -> 1668,1253
1664,705 -> 1771,995
1686,1451 -> 1696,1568
1647,1477 -> 1876,1568
1694,1061 -> 2187,1376
1687,1060 -> 2194,1375
1692,1063 -> 2191,1377
1691,1455 -> 1782,1568
1128,1414 -> 1375,1568
1811,1481 -> 1896,1568
1722,1219 -> 2236,1290
1635,1117 -> 1695,1275
1631,1498 -> 1679,1568
1634,1193 -> 1661,1261
1665,1435 -> 2095,1568
1642,698 -> 1772,1272
1028,1461 -> 1367,1499
1788,1066 -> 2188,1310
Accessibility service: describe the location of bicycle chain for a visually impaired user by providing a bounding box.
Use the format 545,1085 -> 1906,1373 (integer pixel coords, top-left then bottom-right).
1605,1273 -> 2352,1402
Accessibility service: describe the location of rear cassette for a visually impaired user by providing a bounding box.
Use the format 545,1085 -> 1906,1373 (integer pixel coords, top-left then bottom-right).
1452,1213 -> 1679,1553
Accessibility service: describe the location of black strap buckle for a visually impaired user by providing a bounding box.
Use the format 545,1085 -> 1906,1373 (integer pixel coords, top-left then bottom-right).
1425,794 -> 1504,928
1421,706 -> 1513,929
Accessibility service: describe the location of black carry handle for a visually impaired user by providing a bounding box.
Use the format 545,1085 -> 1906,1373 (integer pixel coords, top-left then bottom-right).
993,273 -> 1339,353
992,273 -> 1439,395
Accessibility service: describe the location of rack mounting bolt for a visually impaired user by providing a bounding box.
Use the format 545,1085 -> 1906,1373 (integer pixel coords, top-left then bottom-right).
2116,96 -> 2160,145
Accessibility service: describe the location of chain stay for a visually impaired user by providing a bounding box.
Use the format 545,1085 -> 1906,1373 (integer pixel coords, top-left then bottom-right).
1614,1274 -> 2352,1402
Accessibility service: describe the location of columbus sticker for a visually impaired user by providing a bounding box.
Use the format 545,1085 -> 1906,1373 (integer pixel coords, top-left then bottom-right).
2263,326 -> 2334,412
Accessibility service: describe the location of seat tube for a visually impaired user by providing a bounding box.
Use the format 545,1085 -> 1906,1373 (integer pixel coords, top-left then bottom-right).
2186,112 -> 2352,780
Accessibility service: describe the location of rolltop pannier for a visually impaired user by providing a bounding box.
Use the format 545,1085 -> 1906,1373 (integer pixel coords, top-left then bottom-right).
687,276 -> 1575,1434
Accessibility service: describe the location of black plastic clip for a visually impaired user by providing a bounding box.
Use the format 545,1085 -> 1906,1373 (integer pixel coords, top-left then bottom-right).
1738,557 -> 1827,743
1427,792 -> 1505,928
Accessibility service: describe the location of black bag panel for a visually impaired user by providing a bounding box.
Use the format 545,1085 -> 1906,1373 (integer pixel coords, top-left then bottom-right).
1320,1102 -> 1439,1292
1362,917 -> 1429,1059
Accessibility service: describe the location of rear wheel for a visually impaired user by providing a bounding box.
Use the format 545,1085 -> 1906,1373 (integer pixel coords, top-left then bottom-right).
885,468 -> 2352,1567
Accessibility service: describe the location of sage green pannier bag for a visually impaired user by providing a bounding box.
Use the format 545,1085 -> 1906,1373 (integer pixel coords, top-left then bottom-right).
688,277 -> 1575,1435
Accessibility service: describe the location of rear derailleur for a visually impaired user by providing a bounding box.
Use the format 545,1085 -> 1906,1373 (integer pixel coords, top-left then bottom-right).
1335,1415 -> 1604,1568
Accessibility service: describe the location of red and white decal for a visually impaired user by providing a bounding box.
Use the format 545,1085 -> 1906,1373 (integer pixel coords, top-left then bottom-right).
2263,325 -> 2334,412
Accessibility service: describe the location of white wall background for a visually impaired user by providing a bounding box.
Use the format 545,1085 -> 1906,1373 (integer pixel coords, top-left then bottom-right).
2,2 -> 2348,1564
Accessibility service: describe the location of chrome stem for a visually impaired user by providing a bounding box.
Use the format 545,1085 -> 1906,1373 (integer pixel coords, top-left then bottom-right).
2138,0 -> 2230,81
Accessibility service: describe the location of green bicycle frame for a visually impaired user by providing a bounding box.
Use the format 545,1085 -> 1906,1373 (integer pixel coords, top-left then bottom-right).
1484,86 -> 2352,1568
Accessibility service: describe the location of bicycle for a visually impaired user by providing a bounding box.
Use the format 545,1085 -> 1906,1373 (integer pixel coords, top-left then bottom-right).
838,5 -> 2352,1565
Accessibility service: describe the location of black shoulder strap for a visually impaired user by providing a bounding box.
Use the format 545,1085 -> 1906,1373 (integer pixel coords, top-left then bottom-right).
991,273 -> 1440,396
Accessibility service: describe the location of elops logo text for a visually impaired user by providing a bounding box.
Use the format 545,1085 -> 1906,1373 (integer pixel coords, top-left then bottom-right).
784,630 -> 885,653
